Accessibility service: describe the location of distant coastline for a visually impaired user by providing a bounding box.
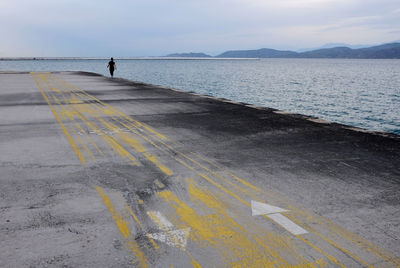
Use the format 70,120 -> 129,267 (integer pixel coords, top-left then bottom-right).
167,42 -> 400,59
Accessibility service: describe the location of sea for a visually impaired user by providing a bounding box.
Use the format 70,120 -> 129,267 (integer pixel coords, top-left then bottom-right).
1,58 -> 399,134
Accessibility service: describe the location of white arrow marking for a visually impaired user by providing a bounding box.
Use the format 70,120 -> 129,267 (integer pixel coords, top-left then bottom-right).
267,213 -> 308,235
251,200 -> 308,235
251,200 -> 288,216
147,211 -> 190,250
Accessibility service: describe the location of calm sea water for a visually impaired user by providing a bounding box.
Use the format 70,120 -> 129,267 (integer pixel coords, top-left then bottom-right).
1,58 -> 399,134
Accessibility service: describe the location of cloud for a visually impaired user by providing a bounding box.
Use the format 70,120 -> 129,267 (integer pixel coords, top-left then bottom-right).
0,0 -> 399,56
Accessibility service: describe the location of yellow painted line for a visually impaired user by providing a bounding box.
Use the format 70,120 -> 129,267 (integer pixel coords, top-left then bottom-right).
191,258 -> 203,268
54,78 -> 168,140
159,189 -> 289,267
297,235 -> 345,268
182,153 -> 374,266
126,204 -> 142,227
96,187 -> 132,238
51,92 -> 98,161
103,133 -> 139,165
192,152 -> 262,192
99,99 -> 373,266
124,201 -> 161,251
111,112 -> 358,266
98,104 -> 167,141
74,122 -> 104,155
186,251 -> 203,268
114,121 -> 265,204
285,215 -> 373,268
80,118 -> 139,166
98,117 -> 173,176
96,186 -> 148,267
148,237 -> 160,251
191,154 -> 400,266
73,111 -> 141,166
133,132 -> 384,266
144,152 -> 173,176
31,72 -> 86,165
171,158 -> 350,266
70,126 -> 96,161
42,73 -> 398,267
287,204 -> 400,267
187,179 -> 333,267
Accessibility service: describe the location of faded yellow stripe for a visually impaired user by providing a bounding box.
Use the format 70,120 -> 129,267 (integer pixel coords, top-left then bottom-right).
43,73 -> 397,267
99,118 -> 173,175
192,154 -> 400,266
96,186 -> 148,267
126,205 -> 142,227
31,72 -> 86,165
285,215 -> 373,268
56,78 -> 168,140
96,187 -> 131,239
297,235 -> 345,268
74,122 -> 104,155
70,126 -> 96,161
186,180 -> 331,267
138,133 -> 377,266
158,189 -> 287,267
144,152 -> 173,176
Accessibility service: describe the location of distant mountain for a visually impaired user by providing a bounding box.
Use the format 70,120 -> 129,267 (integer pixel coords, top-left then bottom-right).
298,43 -> 400,58
165,52 -> 211,57
215,43 -> 400,59
217,48 -> 297,58
297,43 -> 371,52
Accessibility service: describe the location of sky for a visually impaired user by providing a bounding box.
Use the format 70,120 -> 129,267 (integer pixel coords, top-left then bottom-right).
0,0 -> 399,57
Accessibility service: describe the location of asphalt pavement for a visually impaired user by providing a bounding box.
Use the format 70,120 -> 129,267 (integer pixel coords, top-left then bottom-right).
1,71 -> 399,267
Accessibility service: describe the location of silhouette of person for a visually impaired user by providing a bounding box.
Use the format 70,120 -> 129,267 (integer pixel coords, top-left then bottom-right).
107,57 -> 116,77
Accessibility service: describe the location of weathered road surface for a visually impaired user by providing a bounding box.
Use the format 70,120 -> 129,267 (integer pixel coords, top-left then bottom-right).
1,71 -> 399,267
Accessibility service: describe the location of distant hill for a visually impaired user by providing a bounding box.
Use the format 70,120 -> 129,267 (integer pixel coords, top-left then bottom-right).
215,43 -> 400,59
164,43 -> 400,59
165,52 -> 211,58
297,43 -> 371,52
217,48 -> 297,58
298,43 -> 400,58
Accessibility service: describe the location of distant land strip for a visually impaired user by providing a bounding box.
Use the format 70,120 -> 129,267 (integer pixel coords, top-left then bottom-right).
167,42 -> 400,59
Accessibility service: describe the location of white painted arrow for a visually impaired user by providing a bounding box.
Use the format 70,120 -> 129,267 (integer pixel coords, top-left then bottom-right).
251,200 -> 288,215
251,200 -> 308,235
146,211 -> 190,250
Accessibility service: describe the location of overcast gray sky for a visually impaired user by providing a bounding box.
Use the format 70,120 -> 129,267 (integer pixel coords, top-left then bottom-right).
0,0 -> 399,57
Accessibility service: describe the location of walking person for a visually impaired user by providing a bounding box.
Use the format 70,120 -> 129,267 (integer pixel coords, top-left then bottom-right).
107,57 -> 116,77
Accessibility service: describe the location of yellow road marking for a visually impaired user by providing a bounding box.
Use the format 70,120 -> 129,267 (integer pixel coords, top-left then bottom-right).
96,186 -> 148,267
74,122 -> 104,155
70,126 -> 96,161
126,204 -> 142,227
159,189 -> 289,267
98,117 -> 173,175
31,72 -> 86,165
286,215 -> 373,268
33,72 -> 399,267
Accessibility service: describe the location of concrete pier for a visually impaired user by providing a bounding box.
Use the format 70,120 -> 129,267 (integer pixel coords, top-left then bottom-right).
1,71 -> 399,267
